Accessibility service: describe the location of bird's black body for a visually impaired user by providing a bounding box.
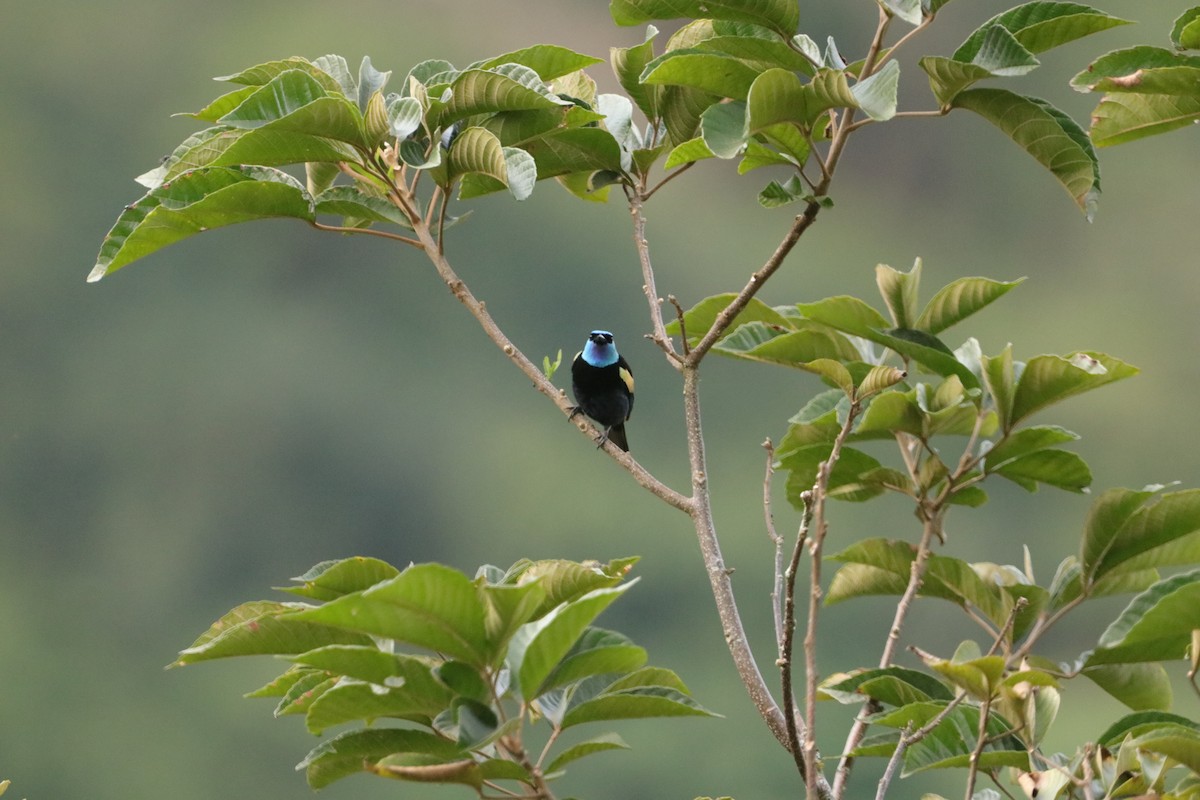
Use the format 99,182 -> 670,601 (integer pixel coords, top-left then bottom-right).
571,330 -> 634,452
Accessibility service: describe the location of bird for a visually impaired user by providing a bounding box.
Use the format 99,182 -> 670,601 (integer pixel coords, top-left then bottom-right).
570,330 -> 634,452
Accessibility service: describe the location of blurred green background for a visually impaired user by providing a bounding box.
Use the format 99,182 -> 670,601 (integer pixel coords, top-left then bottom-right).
2,2 -> 1196,798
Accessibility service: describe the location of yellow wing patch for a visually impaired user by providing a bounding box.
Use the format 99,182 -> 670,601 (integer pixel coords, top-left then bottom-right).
619,366 -> 635,394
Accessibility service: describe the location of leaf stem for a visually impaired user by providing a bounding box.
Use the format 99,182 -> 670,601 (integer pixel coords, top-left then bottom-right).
310,220 -> 423,247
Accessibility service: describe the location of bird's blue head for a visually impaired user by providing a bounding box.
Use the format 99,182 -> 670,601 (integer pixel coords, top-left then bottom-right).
581,330 -> 619,367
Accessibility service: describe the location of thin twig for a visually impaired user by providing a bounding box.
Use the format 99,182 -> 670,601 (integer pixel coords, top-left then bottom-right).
310,220 -> 424,248
802,398 -> 862,799
782,487 -> 814,782
964,694 -> 993,800
629,194 -> 680,363
642,161 -> 695,201
834,497 -> 942,797
669,295 -> 690,358
686,200 -> 823,364
763,439 -> 786,648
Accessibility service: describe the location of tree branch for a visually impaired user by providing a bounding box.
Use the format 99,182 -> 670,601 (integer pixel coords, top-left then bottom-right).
681,365 -> 793,748
402,200 -> 694,513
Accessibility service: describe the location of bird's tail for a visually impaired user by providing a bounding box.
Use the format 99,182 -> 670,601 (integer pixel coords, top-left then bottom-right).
608,424 -> 629,452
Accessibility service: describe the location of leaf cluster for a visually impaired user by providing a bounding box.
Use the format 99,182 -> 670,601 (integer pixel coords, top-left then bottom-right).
94,2 -> 1192,282
173,556 -> 716,793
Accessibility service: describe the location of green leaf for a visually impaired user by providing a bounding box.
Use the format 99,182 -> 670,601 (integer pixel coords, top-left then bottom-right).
918,57 -> 997,108
504,557 -> 635,618
300,728 -> 465,789
245,665 -> 319,698
1089,91 -> 1200,147
969,24 -> 1040,77
1082,662 -> 1173,711
291,646 -> 448,695
666,294 -> 791,345
217,57 -> 346,93
664,137 -> 715,168
801,68 -> 858,125
91,166 -> 314,281
873,702 -> 1027,776
699,100 -> 748,157
853,391 -> 925,439
917,646 -> 1006,701
274,673 -> 336,716
851,60 -> 900,121
290,563 -> 490,666
821,667 -> 953,706
758,175 -> 807,207
881,0 -> 923,26
356,56 -> 391,113
479,580 -> 548,662
562,678 -> 717,728
545,732 -> 630,773
218,70 -> 368,149
136,126 -> 362,190
276,557 -> 400,601
610,0 -> 800,38
1010,352 -> 1137,425
876,261 -> 921,329
746,67 -> 806,131
1097,711 -> 1200,746
982,345 -> 1016,432
984,426 -> 1078,470
797,295 -> 890,336
173,600 -> 371,665
951,88 -> 1098,215
953,3 -> 1130,61
1081,486 -> 1165,584
371,754 -> 484,788
510,583 -> 634,699
992,448 -> 1092,493
1085,489 -> 1200,583
795,299 -> 977,388
476,45 -> 605,81
437,68 -> 569,128
828,540 -> 1013,628
539,628 -> 647,695
782,444 -> 887,505
521,127 -> 626,178
446,128 -> 536,200
612,25 -> 662,119
313,186 -> 412,228
916,277 -> 1023,335
641,50 -> 762,100
1129,724 -> 1200,774
1174,7 -> 1200,50
714,320 -> 861,368
303,673 -> 454,734
1087,569 -> 1200,665
1071,46 -> 1200,92
700,32 -> 815,75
